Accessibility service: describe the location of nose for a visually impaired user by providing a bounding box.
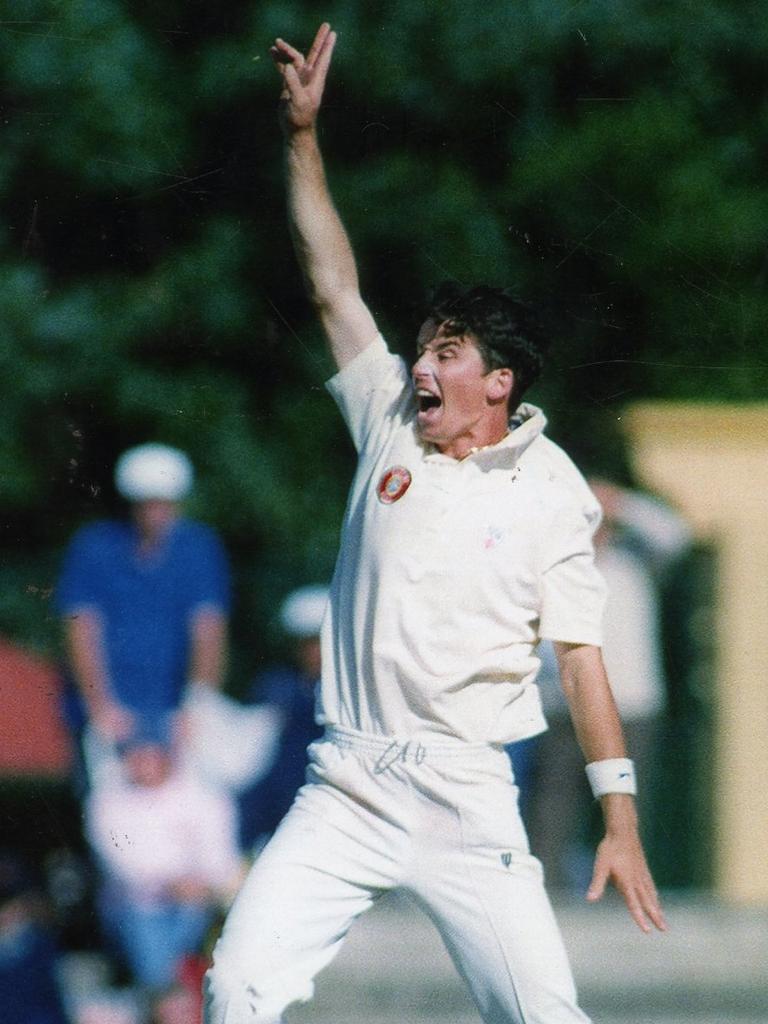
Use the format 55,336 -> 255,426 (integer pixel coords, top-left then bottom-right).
412,350 -> 434,380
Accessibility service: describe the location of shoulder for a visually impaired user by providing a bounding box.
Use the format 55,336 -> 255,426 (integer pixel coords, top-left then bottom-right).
174,519 -> 226,551
524,436 -> 601,524
66,519 -> 128,555
326,335 -> 412,409
325,335 -> 415,454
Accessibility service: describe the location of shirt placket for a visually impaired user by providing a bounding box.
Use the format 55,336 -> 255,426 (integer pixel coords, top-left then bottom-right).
401,458 -> 467,583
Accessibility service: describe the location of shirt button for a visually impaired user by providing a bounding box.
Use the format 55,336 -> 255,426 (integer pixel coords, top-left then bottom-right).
406,562 -> 426,583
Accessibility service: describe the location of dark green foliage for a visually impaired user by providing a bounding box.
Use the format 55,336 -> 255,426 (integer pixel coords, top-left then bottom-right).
1,0 -> 766,668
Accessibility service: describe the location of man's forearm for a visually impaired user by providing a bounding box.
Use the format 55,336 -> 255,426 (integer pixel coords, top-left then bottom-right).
285,127 -> 360,311
65,612 -> 113,719
64,613 -> 134,739
557,643 -> 627,763
188,608 -> 228,688
556,643 -> 640,836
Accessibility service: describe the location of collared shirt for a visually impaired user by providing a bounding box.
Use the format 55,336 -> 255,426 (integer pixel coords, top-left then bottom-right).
321,336 -> 606,745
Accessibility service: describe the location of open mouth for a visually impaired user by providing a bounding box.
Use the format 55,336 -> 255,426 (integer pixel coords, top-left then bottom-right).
416,389 -> 442,415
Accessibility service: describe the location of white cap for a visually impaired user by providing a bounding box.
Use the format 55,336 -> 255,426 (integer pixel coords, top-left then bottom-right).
114,443 -> 194,502
280,585 -> 329,638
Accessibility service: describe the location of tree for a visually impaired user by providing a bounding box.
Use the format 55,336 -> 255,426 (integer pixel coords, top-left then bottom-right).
1,0 -> 766,665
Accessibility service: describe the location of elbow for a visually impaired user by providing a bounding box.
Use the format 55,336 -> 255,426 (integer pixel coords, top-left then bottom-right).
300,254 -> 359,312
308,278 -> 360,320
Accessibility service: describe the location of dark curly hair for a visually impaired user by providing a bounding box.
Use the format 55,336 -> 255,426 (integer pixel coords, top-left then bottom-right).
424,282 -> 548,407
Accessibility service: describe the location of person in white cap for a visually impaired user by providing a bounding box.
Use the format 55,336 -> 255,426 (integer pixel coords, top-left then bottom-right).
205,24 -> 665,1024
57,443 -> 231,776
237,585 -> 327,852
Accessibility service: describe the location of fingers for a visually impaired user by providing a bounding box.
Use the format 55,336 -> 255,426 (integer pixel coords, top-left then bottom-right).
616,869 -> 668,933
270,24 -> 336,79
636,876 -> 667,933
312,29 -> 337,84
585,855 -> 609,903
621,861 -> 667,933
271,37 -> 305,69
282,62 -> 302,92
587,840 -> 668,934
622,883 -> 653,934
305,22 -> 332,68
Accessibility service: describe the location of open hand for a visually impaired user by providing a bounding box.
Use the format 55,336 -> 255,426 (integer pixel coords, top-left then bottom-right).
92,699 -> 135,743
587,829 -> 667,933
270,23 -> 337,134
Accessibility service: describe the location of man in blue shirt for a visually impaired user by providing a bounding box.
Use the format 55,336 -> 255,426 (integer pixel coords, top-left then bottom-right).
57,443 -> 231,764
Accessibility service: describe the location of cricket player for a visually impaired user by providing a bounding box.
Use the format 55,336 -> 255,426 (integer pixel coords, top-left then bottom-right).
204,23 -> 665,1024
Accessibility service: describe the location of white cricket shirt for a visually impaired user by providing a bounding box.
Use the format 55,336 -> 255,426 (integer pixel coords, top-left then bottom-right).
320,336 -> 606,745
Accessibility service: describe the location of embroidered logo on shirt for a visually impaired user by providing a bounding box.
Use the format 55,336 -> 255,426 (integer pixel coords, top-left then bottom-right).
501,852 -> 513,868
377,466 -> 412,504
483,525 -> 505,550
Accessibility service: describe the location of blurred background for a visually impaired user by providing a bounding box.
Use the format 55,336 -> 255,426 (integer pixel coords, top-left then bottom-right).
1,2 -> 767,1022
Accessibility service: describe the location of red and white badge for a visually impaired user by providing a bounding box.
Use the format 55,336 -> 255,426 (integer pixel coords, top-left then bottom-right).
377,465 -> 412,504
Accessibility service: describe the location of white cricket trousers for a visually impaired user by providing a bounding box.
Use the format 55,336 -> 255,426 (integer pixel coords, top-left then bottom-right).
204,726 -> 592,1024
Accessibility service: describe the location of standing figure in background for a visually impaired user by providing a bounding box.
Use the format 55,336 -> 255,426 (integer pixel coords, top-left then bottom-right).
85,723 -> 243,1009
237,586 -> 327,853
526,482 -> 691,890
56,443 -> 231,784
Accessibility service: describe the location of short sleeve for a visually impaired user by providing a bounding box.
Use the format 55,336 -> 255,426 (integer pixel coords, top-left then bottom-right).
184,526 -> 231,615
539,502 -> 607,646
325,335 -> 413,453
55,526 -> 105,615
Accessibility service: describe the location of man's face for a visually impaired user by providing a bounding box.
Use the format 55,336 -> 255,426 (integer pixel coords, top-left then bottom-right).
124,743 -> 172,787
411,320 -> 510,458
132,499 -> 179,541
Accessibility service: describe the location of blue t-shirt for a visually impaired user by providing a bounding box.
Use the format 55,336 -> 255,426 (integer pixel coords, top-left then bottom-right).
56,517 -> 230,719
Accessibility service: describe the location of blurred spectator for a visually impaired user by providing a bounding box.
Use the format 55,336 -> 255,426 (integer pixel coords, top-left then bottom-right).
56,443 -> 231,787
84,719 -> 243,1011
180,681 -> 281,797
237,585 -> 327,852
524,483 -> 691,891
0,850 -> 70,1024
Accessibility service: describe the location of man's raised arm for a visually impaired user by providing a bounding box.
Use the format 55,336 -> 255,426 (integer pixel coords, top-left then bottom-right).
271,24 -> 379,371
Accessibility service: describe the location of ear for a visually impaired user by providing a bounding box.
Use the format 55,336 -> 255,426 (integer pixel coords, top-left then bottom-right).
486,367 -> 514,404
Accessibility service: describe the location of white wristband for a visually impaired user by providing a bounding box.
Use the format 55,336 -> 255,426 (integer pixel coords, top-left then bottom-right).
585,758 -> 637,798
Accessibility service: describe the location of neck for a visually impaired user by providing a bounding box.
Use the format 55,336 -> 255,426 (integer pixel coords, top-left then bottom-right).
457,428 -> 510,461
438,420 -> 512,461
135,518 -> 176,555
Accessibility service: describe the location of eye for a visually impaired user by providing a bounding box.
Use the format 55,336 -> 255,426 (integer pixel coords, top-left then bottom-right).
437,348 -> 457,361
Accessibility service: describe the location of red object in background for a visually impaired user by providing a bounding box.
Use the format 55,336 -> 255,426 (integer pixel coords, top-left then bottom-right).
0,636 -> 73,777
167,953 -> 209,1024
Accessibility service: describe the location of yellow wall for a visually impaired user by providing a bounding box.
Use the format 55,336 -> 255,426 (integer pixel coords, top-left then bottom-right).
624,404 -> 768,904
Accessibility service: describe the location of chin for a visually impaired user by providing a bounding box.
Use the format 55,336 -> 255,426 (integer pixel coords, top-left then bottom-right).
416,417 -> 443,443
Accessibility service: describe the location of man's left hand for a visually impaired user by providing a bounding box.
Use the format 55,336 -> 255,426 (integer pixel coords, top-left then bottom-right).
587,829 -> 667,933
